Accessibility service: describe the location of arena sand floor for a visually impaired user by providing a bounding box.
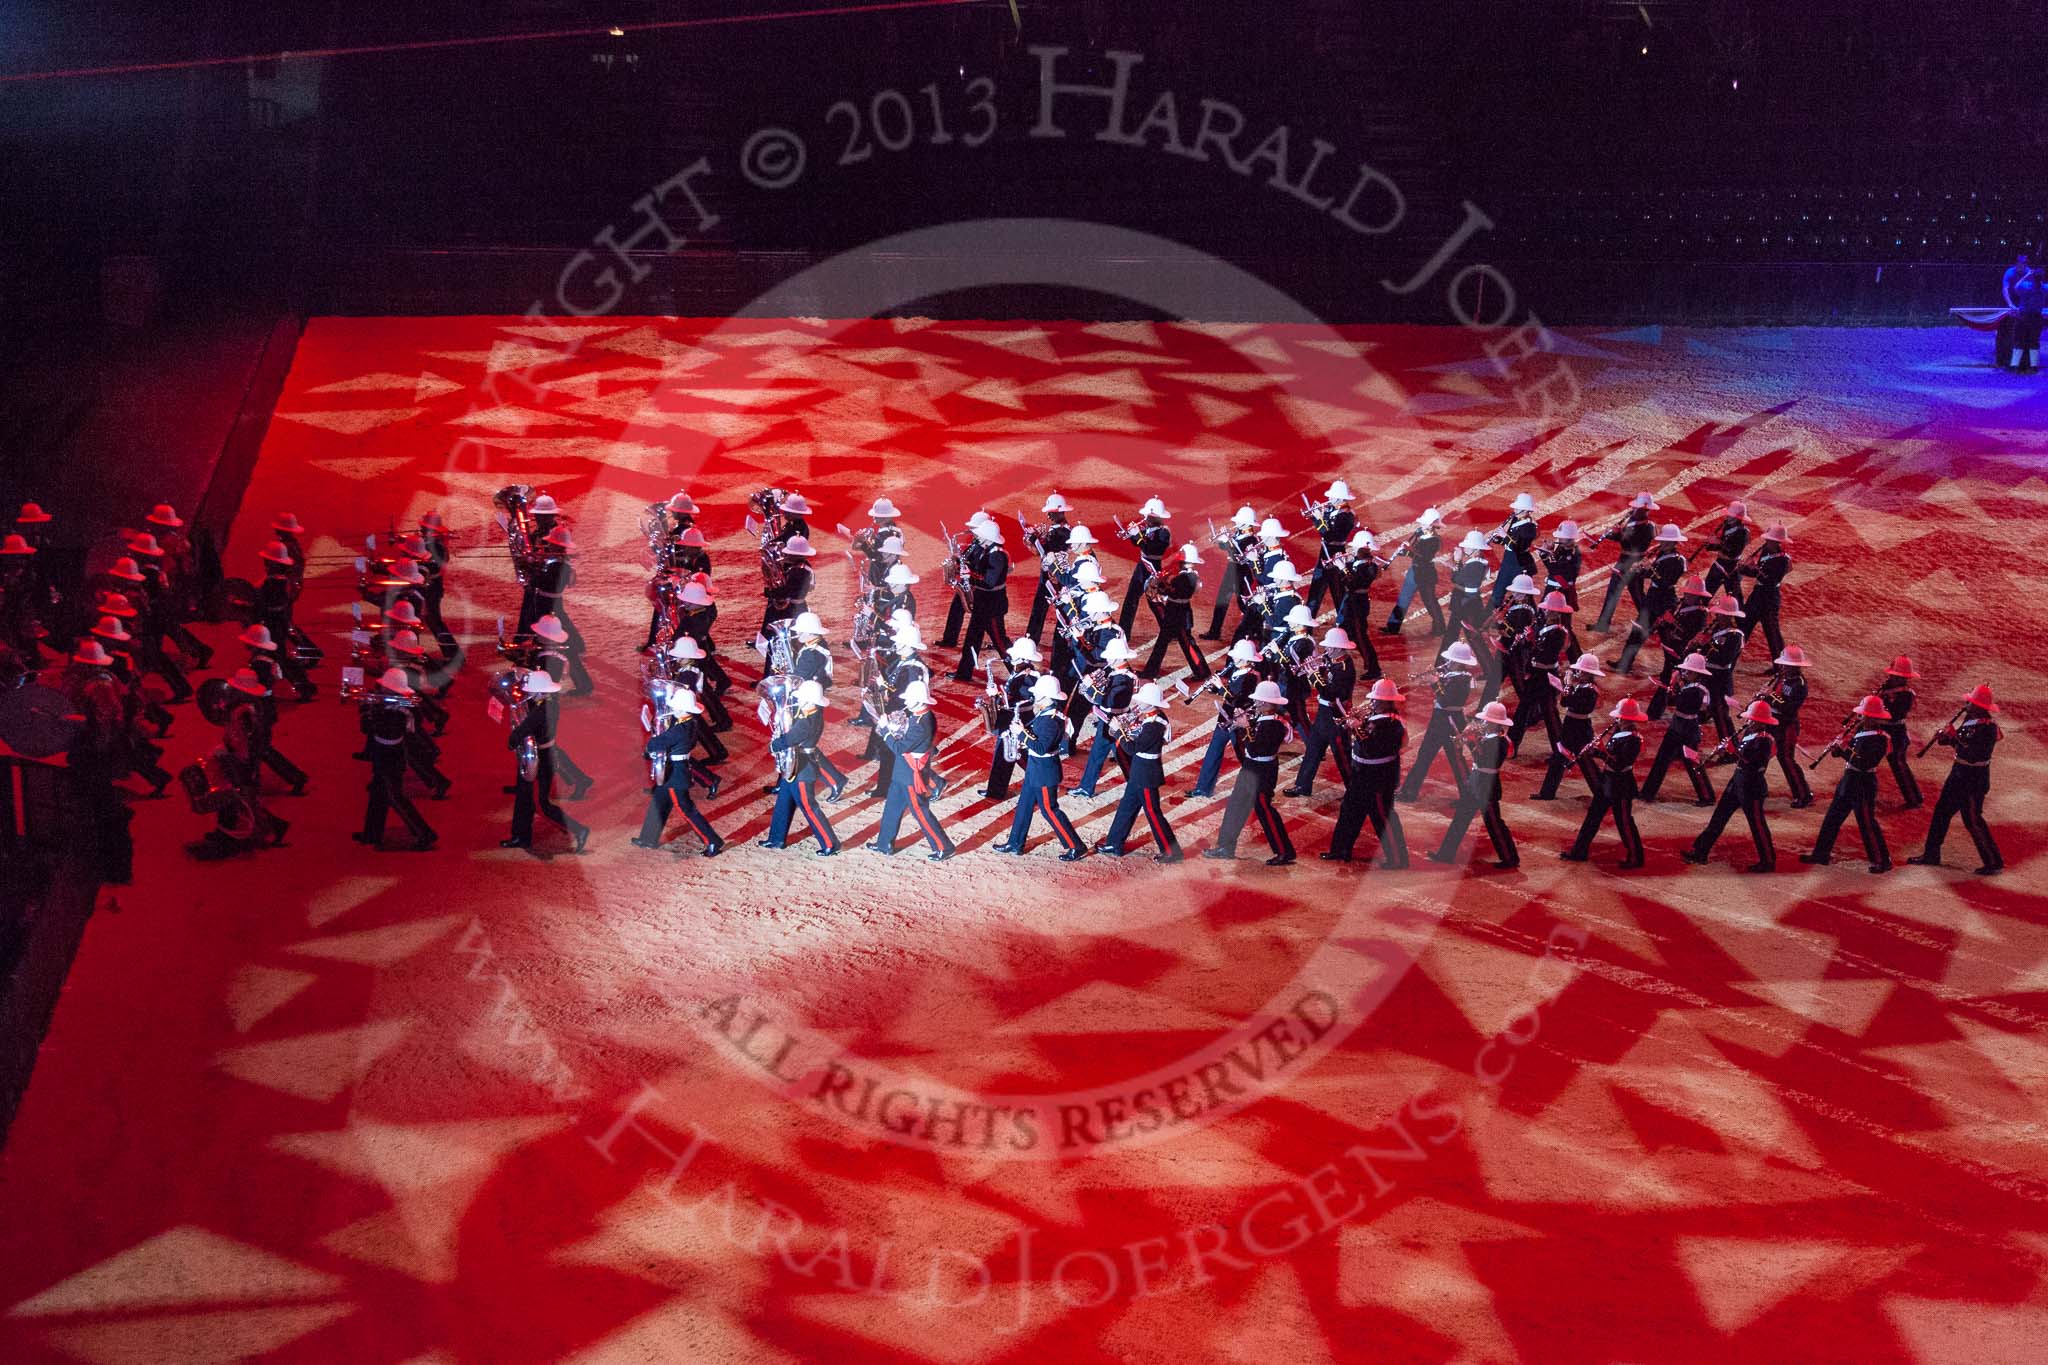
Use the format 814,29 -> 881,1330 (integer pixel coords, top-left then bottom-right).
0,317 -> 2043,1363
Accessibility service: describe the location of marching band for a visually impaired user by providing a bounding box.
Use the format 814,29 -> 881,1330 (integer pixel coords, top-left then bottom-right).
1,474 -> 2012,883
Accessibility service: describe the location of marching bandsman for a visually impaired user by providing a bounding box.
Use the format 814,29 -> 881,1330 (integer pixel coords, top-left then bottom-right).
1334,529 -> 1384,678
1561,698 -> 1648,869
1426,700 -> 1519,870
1510,590 -> 1574,752
1640,652 -> 1718,805
1072,637 -> 1139,798
125,534 -> 196,703
1593,492 -> 1659,633
1682,699 -> 1779,872
994,673 -> 1087,861
938,511 -> 989,648
239,622 -> 288,698
1906,684 -> 2003,875
1874,656 -> 1923,808
60,638 -> 138,881
226,656 -> 307,797
1800,694 -> 1894,873
1645,574 -> 1710,721
790,611 -> 851,798
1702,593 -> 1747,740
502,670 -> 588,852
1274,603 -> 1318,735
1738,524 -> 1793,658
519,523 -> 575,638
268,511 -> 307,594
1533,653 -> 1606,801
525,613 -> 592,718
868,680 -> 956,861
1286,626 -> 1358,798
1322,677 -> 1409,868
764,534 -> 817,631
1444,530 -> 1490,645
1139,542 -> 1211,681
980,637 -> 1043,802
1023,492 -> 1074,645
385,631 -> 453,798
1490,492 -> 1541,608
0,533 -> 46,660
663,636 -> 730,762
217,668 -> 292,840
1397,640 -> 1478,801
405,518 -> 461,656
1702,500 -> 1752,606
1382,507 -> 1447,636
761,678 -> 841,855
670,524 -> 711,577
1118,496 -> 1174,635
1304,480 -> 1358,614
141,504 -> 210,666
1485,572 -> 1539,709
635,688 -> 725,855
1094,683 -> 1183,862
1537,519 -> 1583,612
1202,679 -> 1296,866
953,518 -> 1013,681
1237,518 -> 1290,643
66,637 -> 170,798
1203,505 -> 1259,641
863,624 -> 928,799
528,492 -> 564,544
1189,638 -> 1263,799
353,667 -> 436,852
90,613 -> 174,744
1766,645 -> 1814,806
1615,523 -> 1687,675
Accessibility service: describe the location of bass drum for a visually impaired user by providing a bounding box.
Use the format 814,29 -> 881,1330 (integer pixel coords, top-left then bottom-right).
197,677 -> 234,726
0,682 -> 80,759
180,755 -> 259,841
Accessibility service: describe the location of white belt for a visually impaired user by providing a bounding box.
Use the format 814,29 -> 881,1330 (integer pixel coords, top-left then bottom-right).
1358,755 -> 1397,765
373,736 -> 403,746
1245,755 -> 1276,763
1475,766 -> 1501,774
1136,751 -> 1161,760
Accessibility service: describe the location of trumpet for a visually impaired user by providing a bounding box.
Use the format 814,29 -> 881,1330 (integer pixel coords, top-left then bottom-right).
876,709 -> 912,742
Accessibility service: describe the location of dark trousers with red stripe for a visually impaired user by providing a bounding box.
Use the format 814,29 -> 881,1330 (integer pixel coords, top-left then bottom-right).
1290,709 -> 1351,796
767,776 -> 839,852
639,785 -> 718,847
1101,781 -> 1181,856
1809,770 -> 1889,866
1213,762 -> 1292,858
1328,765 -> 1407,866
1006,776 -> 1083,854
1433,771 -> 1516,866
876,773 -> 954,856
1918,766 -> 2000,869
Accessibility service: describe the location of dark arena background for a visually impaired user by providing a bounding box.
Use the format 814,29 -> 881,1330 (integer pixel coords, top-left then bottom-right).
1,3 -> 2045,1362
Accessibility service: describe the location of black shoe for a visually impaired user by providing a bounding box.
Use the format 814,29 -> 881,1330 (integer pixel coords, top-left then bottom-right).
927,850 -> 953,862
816,845 -> 840,857
1870,861 -> 1892,874
352,833 -> 376,845
1744,861 -> 1774,873
990,843 -> 1021,855
1493,859 -> 1519,870
756,838 -> 786,850
1423,851 -> 1456,865
1057,848 -> 1087,862
1680,849 -> 1707,865
572,825 -> 589,853
1975,864 -> 2003,876
865,841 -> 894,855
1155,851 -> 1184,864
1093,842 -> 1122,857
1799,853 -> 1829,865
1380,858 -> 1410,871
704,773 -> 723,799
1266,854 -> 1296,867
1201,847 -> 1234,861
1319,851 -> 1351,862
1282,788 -> 1310,798
703,839 -> 725,857
1558,851 -> 1588,862
1618,859 -> 1645,870
499,837 -> 530,849
760,784 -> 779,796
1188,789 -> 1213,800
1529,793 -> 1557,802
429,783 -> 451,801
1072,789 -> 1096,800
1789,798 -> 1814,809
1901,800 -> 1923,811
1905,854 -> 1941,867
630,837 -> 661,849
